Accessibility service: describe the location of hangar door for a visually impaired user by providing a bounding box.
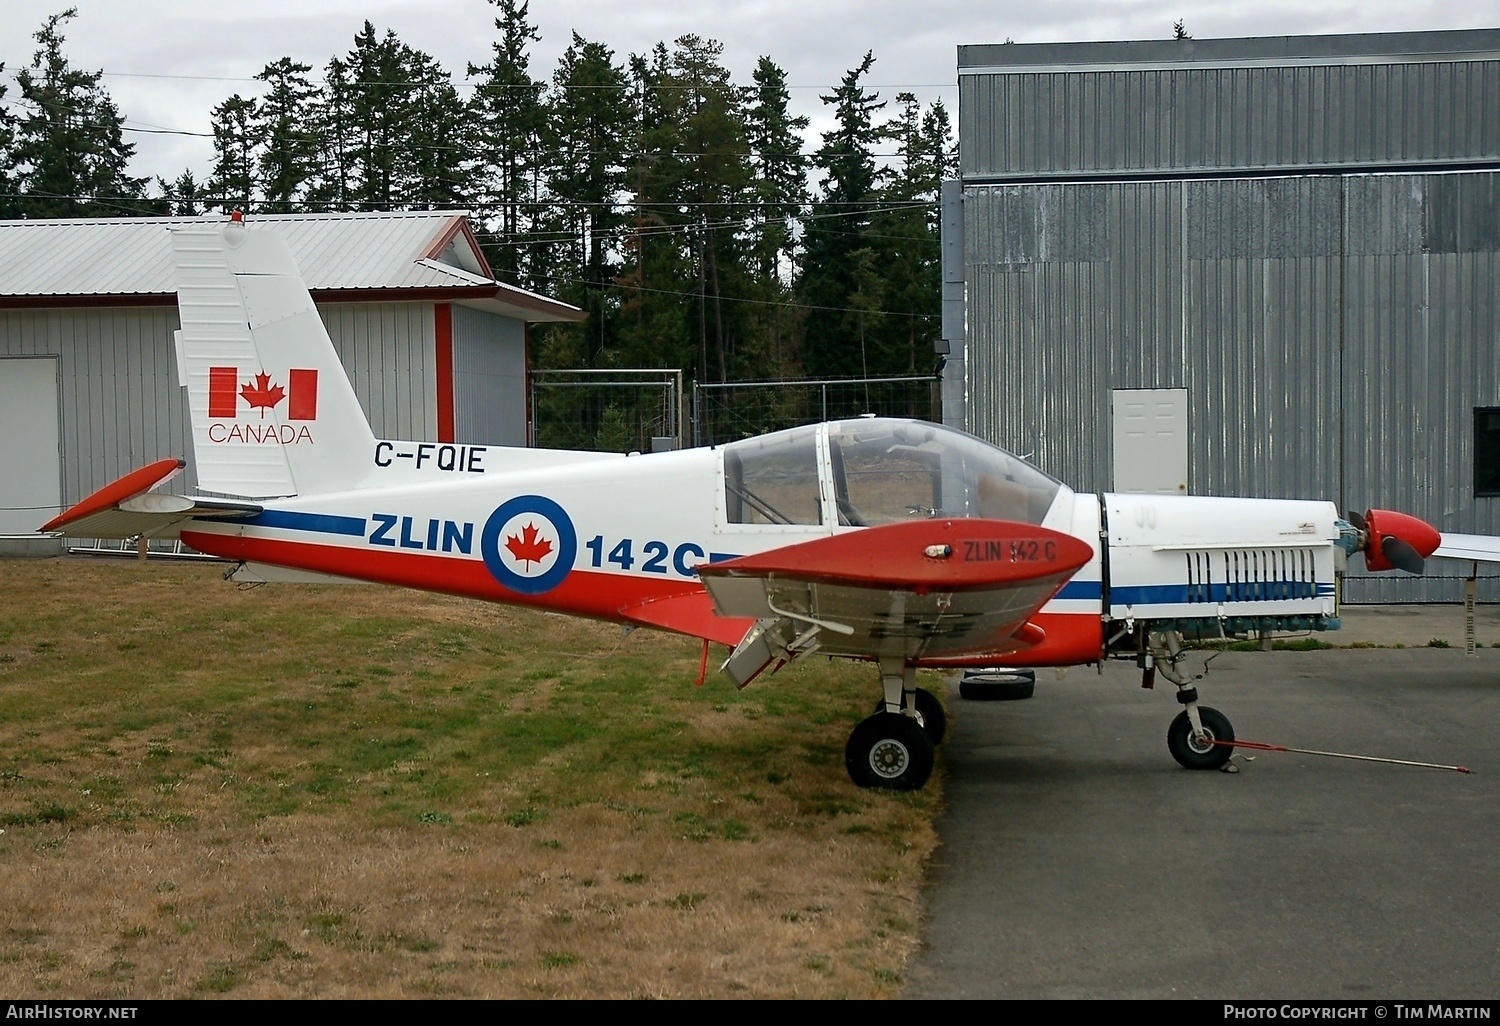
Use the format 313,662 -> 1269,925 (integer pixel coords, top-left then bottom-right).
1111,388 -> 1188,495
0,357 -> 61,534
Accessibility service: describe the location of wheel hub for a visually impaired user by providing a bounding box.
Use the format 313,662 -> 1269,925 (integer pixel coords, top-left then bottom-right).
1188,728 -> 1217,755
869,738 -> 911,779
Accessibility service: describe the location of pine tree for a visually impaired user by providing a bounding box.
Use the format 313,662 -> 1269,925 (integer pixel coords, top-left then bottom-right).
799,52 -> 886,377
401,48 -> 470,209
867,93 -> 952,377
468,0 -> 547,282
206,94 -> 258,212
253,58 -> 322,212
543,33 -> 633,366
158,170 -> 205,215
744,56 -> 808,285
741,56 -> 809,376
0,64 -> 19,218
336,22 -> 407,210
11,8 -> 148,217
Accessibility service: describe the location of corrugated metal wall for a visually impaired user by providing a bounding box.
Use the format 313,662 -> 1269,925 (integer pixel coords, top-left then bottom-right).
451,305 -> 527,446
0,307 -> 190,512
963,172 -> 1500,601
0,302 -> 443,506
960,45 -> 1500,179
319,302 -> 439,443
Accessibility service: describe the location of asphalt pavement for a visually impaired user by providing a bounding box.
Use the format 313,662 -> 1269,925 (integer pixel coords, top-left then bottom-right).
903,606 -> 1500,999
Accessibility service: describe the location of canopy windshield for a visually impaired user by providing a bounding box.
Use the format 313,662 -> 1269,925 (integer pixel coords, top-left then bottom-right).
826,419 -> 1062,527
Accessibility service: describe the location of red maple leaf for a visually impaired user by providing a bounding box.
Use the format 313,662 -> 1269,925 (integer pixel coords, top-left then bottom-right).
240,372 -> 285,417
504,521 -> 554,569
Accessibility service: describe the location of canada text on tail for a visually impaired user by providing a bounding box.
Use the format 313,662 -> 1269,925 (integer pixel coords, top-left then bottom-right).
172,218 -> 376,499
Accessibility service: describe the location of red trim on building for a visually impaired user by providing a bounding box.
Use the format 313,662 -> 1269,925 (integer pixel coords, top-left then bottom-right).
420,217 -> 498,281
434,302 -> 455,443
420,216 -> 466,261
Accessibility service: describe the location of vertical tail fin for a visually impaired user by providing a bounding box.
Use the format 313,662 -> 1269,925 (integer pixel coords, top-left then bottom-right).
172,220 -> 376,498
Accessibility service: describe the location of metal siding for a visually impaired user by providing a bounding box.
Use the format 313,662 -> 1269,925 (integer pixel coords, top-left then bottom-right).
964,173 -> 1500,601
319,302 -> 436,443
960,48 -> 1500,180
0,306 -> 183,507
450,305 -> 527,446
1341,174 -> 1500,601
2,301 -> 444,510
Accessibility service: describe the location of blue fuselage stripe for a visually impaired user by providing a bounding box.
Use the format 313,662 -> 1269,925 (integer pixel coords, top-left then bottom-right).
1055,580 -> 1331,604
241,510 -> 367,536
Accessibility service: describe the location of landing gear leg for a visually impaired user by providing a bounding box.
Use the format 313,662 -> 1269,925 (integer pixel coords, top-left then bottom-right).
1148,630 -> 1234,770
845,660 -> 936,790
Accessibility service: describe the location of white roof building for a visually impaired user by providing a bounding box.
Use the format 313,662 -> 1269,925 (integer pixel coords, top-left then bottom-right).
0,211 -> 583,544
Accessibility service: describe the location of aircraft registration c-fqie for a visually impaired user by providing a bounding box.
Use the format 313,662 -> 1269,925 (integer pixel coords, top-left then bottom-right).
39,216 -> 1500,790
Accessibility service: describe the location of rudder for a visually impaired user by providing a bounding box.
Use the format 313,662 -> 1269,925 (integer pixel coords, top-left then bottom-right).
172,219 -> 376,498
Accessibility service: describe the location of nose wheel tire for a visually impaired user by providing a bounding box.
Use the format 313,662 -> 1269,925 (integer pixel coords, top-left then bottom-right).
845,713 -> 935,790
1167,706 -> 1235,770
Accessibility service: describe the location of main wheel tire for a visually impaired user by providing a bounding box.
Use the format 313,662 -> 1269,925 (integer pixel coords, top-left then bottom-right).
870,687 -> 947,745
1167,706 -> 1235,770
958,668 -> 1036,702
845,713 -> 935,790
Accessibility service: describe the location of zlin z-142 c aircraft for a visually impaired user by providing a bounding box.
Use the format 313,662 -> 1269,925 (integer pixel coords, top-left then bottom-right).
39,217 -> 1494,791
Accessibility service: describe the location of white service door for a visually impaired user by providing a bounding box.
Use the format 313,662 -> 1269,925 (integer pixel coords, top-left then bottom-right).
1111,387 -> 1188,495
0,357 -> 62,534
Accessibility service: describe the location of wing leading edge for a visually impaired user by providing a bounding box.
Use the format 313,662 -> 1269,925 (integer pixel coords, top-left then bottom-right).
699,518 -> 1093,686
1433,533 -> 1500,564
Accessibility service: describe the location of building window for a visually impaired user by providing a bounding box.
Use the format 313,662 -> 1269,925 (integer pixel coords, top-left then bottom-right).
1476,408 -> 1500,497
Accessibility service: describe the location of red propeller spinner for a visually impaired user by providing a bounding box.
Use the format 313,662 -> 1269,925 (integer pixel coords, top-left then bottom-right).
1348,508 -> 1442,574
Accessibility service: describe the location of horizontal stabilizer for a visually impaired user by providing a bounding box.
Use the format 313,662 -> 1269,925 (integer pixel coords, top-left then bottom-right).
40,458 -> 261,538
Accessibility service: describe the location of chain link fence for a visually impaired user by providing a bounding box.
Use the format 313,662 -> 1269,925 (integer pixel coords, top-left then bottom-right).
529,371 -> 941,451
529,370 -> 682,453
692,376 -> 941,447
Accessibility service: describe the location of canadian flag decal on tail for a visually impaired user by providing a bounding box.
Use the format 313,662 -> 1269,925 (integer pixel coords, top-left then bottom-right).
208,367 -> 318,420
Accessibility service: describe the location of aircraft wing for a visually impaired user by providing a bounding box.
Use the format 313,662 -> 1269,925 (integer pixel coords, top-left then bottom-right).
40,457 -> 262,539
699,518 -> 1093,686
1433,533 -> 1500,564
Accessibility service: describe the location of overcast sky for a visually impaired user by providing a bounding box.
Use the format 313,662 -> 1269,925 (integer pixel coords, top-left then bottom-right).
2,0 -> 1497,186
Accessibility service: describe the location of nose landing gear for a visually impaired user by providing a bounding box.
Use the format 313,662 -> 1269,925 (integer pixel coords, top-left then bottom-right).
1148,630 -> 1235,771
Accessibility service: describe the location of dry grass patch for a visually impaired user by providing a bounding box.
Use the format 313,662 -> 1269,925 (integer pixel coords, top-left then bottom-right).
0,557 -> 941,997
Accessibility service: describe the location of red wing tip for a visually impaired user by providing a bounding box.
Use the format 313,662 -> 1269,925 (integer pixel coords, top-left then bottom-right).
39,456 -> 187,533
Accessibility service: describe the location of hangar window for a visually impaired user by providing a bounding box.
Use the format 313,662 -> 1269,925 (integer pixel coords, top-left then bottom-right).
1476,408 -> 1500,497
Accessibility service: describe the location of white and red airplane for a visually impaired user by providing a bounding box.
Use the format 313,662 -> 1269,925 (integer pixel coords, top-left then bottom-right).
38,218 -> 1493,790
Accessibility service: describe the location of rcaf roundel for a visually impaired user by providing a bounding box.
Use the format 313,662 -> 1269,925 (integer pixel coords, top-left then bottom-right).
481,495 -> 577,595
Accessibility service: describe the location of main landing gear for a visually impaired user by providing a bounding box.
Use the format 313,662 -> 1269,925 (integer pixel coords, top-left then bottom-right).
845,659 -> 943,790
1146,630 -> 1235,771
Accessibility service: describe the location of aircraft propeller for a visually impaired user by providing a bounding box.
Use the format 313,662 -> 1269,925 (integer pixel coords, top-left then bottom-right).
1346,508 -> 1441,575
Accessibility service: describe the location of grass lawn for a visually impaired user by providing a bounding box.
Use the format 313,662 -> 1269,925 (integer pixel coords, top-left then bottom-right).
0,557 -> 941,998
